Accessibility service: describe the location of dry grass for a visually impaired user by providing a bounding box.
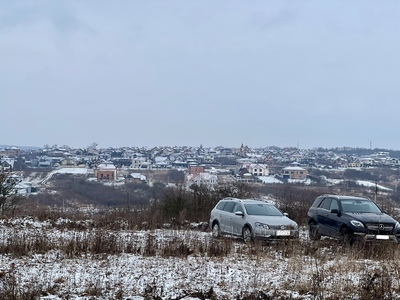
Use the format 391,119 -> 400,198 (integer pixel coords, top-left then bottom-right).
1,216 -> 400,299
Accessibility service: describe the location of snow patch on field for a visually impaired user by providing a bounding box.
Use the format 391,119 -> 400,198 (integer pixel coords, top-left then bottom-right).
356,180 -> 392,191
54,168 -> 89,175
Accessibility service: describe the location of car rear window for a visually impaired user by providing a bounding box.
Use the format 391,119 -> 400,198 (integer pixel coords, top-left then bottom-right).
216,201 -> 227,210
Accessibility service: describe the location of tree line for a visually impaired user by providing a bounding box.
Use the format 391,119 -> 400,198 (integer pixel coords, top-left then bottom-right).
2,170 -> 400,227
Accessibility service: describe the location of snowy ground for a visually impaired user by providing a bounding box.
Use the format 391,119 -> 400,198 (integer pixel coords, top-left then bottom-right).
54,168 -> 89,175
1,218 -> 400,299
356,180 -> 393,191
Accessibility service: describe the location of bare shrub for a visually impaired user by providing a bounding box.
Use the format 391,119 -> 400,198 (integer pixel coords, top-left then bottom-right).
0,231 -> 53,257
83,280 -> 103,297
358,266 -> 394,300
160,237 -> 194,258
0,263 -> 42,300
91,230 -> 119,255
346,241 -> 400,261
207,238 -> 233,257
272,185 -> 324,226
142,233 -> 157,256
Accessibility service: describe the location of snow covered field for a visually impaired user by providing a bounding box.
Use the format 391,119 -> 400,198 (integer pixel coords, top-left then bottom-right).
1,217 -> 400,299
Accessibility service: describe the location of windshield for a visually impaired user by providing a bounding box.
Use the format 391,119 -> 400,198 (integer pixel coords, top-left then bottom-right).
244,203 -> 283,216
340,200 -> 382,213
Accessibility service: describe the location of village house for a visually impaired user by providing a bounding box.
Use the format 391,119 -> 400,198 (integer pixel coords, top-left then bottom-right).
0,146 -> 21,158
61,157 -> 77,167
248,163 -> 269,176
15,181 -> 34,195
95,162 -> 117,181
38,157 -> 52,168
189,165 -> 205,176
282,166 -> 308,180
0,157 -> 14,172
348,157 -> 363,168
186,172 -> 218,189
358,157 -> 376,167
125,173 -> 147,184
154,156 -> 170,169
131,156 -> 151,169
235,166 -> 258,183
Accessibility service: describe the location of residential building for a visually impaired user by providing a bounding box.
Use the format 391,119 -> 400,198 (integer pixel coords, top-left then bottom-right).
95,162 -> 117,181
189,165 -> 205,176
0,157 -> 14,171
282,166 -> 308,180
131,157 -> 151,169
125,173 -> 147,184
1,147 -> 21,158
249,163 -> 269,176
186,172 -> 218,189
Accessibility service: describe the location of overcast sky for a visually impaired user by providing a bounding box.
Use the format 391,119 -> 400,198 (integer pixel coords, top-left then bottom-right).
1,1 -> 399,150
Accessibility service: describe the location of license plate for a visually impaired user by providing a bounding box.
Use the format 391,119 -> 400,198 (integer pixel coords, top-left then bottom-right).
376,235 -> 390,240
277,230 -> 291,236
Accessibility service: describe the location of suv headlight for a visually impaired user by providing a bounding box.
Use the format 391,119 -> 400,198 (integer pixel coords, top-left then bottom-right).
395,222 -> 400,229
350,220 -> 364,227
255,222 -> 269,229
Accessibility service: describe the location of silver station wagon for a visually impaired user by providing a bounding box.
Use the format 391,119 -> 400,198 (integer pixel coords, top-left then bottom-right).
210,198 -> 299,242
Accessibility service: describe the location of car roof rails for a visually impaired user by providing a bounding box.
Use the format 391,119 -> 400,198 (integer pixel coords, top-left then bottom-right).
222,197 -> 239,201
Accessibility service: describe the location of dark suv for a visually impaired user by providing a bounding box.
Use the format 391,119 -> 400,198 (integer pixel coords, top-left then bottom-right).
307,194 -> 400,243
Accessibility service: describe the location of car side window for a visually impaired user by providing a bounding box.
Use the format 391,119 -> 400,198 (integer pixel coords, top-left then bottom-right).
330,199 -> 339,211
233,203 -> 244,214
319,198 -> 332,210
216,201 -> 226,210
223,202 -> 236,213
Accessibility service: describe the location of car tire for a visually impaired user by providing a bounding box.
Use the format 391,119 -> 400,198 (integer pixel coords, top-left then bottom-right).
212,222 -> 220,238
242,227 -> 253,243
309,222 -> 321,240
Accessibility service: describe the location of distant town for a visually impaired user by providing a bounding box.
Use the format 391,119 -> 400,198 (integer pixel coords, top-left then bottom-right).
1,143 -> 400,197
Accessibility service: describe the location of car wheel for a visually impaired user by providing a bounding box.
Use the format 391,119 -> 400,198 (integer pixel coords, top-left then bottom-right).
212,223 -> 220,238
309,222 -> 321,241
242,227 -> 252,243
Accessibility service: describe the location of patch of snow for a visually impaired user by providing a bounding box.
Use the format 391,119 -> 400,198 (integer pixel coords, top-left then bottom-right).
356,180 -> 393,191
54,168 -> 89,175
258,176 -> 283,184
325,178 -> 344,185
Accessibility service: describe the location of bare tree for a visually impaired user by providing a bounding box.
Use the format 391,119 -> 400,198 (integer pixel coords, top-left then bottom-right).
167,169 -> 185,184
0,172 -> 22,215
216,182 -> 255,199
160,184 -> 190,221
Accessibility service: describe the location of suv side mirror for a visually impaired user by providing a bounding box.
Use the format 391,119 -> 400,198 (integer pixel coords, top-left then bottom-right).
330,208 -> 339,215
235,211 -> 244,216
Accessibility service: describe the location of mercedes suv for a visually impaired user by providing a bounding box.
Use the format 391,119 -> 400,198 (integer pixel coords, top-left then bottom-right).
210,198 -> 299,242
307,194 -> 400,243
